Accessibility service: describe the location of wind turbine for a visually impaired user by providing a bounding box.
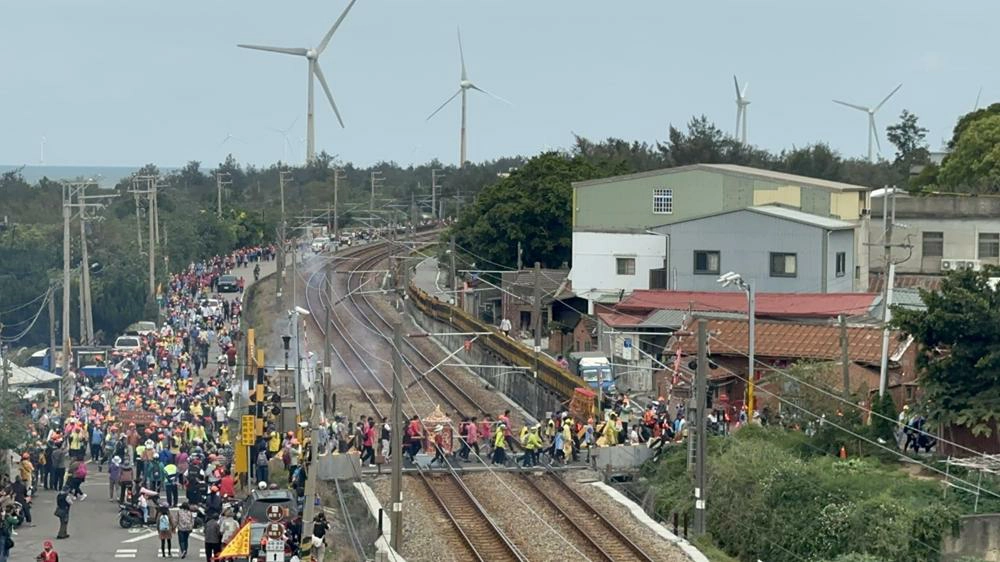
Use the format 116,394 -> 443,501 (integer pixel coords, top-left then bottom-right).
270,118 -> 299,163
733,75 -> 750,144
237,0 -> 357,163
426,27 -> 510,168
833,83 -> 902,163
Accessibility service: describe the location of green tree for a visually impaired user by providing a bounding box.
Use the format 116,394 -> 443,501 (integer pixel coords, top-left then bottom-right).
892,268 -> 1000,435
886,109 -> 929,166
450,152 -> 623,269
938,114 -> 1000,192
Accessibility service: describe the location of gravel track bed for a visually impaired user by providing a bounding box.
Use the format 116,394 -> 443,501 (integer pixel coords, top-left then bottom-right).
370,475 -> 468,562
568,474 -> 691,562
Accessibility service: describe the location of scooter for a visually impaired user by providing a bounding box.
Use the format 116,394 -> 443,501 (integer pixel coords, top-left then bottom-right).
118,503 -> 146,529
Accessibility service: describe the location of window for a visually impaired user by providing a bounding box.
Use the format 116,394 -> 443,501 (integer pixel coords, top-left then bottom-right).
693,251 -> 720,275
922,232 -> 944,257
770,252 -> 797,277
979,233 -> 1000,259
616,257 -> 636,275
652,188 -> 673,214
835,252 -> 847,277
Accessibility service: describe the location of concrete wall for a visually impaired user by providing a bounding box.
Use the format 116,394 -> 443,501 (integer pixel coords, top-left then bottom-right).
654,210 -> 856,293
570,231 -> 666,306
405,300 -> 561,421
942,514 -> 1000,562
870,215 -> 1000,274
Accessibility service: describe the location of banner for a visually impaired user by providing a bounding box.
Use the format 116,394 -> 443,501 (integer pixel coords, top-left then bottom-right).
216,519 -> 254,559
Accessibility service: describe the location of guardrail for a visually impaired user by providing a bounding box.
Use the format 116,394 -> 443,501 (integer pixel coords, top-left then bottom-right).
407,284 -> 583,403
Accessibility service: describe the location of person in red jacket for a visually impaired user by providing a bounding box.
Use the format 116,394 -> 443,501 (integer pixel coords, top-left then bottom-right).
36,540 -> 59,562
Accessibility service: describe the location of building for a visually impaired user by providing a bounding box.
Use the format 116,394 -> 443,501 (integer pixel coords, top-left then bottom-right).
498,267 -> 570,339
649,205 -> 857,293
870,193 -> 1000,274
667,317 -> 916,414
571,164 -> 872,311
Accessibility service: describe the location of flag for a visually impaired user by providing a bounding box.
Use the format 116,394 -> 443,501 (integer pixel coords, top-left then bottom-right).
216,519 -> 254,560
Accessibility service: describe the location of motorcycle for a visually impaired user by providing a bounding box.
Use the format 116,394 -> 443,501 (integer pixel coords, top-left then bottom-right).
118,503 -> 146,529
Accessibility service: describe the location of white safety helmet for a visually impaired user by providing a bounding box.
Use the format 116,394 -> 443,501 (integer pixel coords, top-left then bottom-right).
258,481 -> 268,490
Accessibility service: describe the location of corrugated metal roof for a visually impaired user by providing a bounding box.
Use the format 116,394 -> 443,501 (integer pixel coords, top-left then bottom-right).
749,205 -> 855,230
641,308 -> 745,328
671,318 -> 911,366
572,163 -> 871,192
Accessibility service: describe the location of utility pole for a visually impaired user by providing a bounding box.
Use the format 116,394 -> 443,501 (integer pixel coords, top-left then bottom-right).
532,262 -> 542,418
693,318 -> 708,537
301,367 -> 322,556
61,183 -> 72,383
149,180 -> 157,298
278,171 -> 292,302
431,169 -> 444,220
332,167 -> 345,247
449,235 -> 458,297
48,284 -> 56,371
324,265 -> 332,373
370,170 -> 384,214
389,321 -> 404,552
878,187 -> 900,397
839,315 -> 851,400
78,185 -> 93,345
152,181 -> 161,246
216,172 -> 232,217
517,242 -> 523,271
133,192 -> 143,255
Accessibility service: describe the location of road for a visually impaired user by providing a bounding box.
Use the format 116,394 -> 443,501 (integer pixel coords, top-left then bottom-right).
14,467 -> 208,561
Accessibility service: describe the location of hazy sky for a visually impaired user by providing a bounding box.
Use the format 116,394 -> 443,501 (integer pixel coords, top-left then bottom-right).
1,1 -> 994,168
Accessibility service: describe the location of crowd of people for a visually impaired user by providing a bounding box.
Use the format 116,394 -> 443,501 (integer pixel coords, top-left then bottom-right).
0,243 -> 337,561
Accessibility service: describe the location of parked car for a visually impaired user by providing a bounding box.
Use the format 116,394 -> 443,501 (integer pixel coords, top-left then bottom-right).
113,336 -> 142,354
200,298 -> 223,317
217,274 -> 239,293
311,237 -> 330,253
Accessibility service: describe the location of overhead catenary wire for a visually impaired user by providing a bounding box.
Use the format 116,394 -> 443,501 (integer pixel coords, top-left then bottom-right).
701,360 -> 1000,502
0,289 -> 50,317
704,333 -> 995,460
0,288 -> 51,343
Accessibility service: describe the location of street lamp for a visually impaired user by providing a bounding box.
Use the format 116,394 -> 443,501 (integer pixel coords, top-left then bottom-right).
288,307 -> 311,416
717,271 -> 755,415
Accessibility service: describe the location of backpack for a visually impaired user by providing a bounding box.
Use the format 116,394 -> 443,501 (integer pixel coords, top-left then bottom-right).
158,514 -> 170,532
74,463 -> 87,479
256,451 -> 268,466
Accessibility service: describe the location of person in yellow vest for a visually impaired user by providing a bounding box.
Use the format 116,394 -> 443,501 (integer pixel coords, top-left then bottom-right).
602,413 -> 619,446
268,431 -> 281,458
190,401 -> 204,420
219,425 -> 230,446
518,425 -> 529,448
491,423 -> 507,466
522,426 -> 542,467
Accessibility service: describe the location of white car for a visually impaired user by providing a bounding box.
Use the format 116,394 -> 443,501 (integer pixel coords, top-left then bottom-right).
201,298 -> 223,318
311,237 -> 330,252
113,335 -> 142,354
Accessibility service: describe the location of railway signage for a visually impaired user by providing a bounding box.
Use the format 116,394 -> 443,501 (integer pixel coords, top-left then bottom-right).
265,522 -> 285,540
241,415 -> 255,445
266,504 -> 285,522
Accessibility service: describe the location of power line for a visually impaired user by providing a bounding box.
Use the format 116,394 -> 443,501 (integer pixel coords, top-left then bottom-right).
0,290 -> 49,317
0,288 -> 50,343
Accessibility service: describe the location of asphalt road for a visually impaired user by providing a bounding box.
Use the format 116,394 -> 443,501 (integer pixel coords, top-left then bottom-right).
14,465 -> 208,561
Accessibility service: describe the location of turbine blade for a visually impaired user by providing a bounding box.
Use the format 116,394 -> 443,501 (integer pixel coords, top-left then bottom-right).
316,0 -> 358,55
741,82 -> 749,98
313,65 -> 345,128
470,85 -> 511,105
874,83 -> 902,112
426,89 -> 462,121
237,44 -> 308,57
975,86 -> 983,111
833,99 -> 869,112
733,75 -> 741,98
458,27 -> 467,81
871,115 -> 881,153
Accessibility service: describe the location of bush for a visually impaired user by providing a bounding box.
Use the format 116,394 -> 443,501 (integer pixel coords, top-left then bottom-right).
646,426 -> 960,562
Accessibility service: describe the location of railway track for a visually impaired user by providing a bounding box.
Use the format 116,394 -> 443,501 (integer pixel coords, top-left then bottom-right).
518,470 -> 656,562
416,466 -> 527,562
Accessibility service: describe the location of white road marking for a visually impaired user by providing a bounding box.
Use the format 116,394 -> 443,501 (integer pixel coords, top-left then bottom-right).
122,530 -> 158,543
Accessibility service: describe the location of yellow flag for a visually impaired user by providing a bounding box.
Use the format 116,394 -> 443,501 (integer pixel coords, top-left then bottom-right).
216,520 -> 253,559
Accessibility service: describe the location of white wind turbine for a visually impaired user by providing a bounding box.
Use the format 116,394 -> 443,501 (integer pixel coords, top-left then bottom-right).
734,75 -> 749,144
833,83 -> 902,163
426,27 -> 510,168
238,0 -> 357,163
270,118 -> 299,163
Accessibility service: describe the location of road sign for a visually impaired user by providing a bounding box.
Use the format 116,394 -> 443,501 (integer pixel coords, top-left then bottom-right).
622,337 -> 633,361
266,538 -> 285,551
265,522 -> 285,540
266,504 -> 285,522
241,415 -> 255,445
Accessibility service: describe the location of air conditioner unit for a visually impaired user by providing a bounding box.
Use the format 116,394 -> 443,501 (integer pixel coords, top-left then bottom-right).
940,259 -> 956,271
961,259 -> 983,271
941,258 -> 983,272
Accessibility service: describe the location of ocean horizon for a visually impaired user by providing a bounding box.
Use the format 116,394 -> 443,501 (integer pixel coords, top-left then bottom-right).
0,164 -> 179,189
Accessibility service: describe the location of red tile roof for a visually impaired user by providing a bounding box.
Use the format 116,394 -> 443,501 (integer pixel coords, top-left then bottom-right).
596,311 -> 646,328
617,290 -> 878,318
671,318 -> 910,366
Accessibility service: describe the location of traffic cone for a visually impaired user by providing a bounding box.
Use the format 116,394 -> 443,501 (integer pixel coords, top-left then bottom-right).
839,445 -> 847,459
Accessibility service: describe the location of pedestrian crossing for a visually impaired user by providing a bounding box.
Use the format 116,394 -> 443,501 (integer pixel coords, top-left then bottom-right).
114,547 -> 207,558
